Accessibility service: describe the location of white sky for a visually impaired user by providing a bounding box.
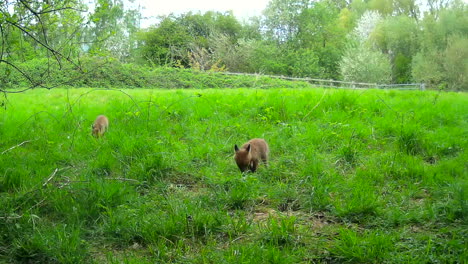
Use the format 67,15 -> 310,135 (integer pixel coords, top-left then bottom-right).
134,0 -> 271,27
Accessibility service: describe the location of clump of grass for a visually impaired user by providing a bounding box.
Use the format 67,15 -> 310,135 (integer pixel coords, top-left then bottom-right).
269,184 -> 301,212
337,145 -> 359,167
203,242 -> 300,263
0,168 -> 26,192
299,173 -> 337,212
38,179 -> 135,225
9,224 -> 89,263
217,178 -> 259,210
103,194 -> 228,248
398,128 -> 425,155
331,229 -> 396,262
333,178 -> 381,222
222,211 -> 252,239
259,216 -> 297,247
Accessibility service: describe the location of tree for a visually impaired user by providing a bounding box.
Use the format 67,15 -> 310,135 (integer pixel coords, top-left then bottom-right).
295,1 -> 349,78
85,0 -> 142,61
368,0 -> 394,16
412,1 -> 467,90
262,0 -> 312,43
371,15 -> 419,83
340,43 -> 392,83
353,11 -> 382,42
136,11 -> 243,68
0,0 -> 86,92
339,10 -> 392,83
136,16 -> 192,67
442,35 -> 467,90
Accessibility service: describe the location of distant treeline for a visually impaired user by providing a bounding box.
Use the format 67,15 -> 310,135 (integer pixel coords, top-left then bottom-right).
1,0 -> 467,90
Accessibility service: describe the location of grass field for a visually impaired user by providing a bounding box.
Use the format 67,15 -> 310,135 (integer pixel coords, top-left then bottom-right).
0,87 -> 467,263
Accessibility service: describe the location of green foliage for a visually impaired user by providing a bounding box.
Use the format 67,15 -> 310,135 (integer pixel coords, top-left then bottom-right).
86,0 -> 141,61
411,50 -> 445,87
371,15 -> 420,83
0,57 -> 312,89
137,11 -> 243,67
398,128 -> 425,155
287,48 -> 321,77
443,35 -> 468,91
137,16 -> 193,67
340,42 -> 392,83
393,53 -> 412,83
2,0 -> 467,90
262,0 -> 311,42
411,4 -> 468,90
219,178 -> 259,210
339,10 -> 393,83
333,177 -> 381,221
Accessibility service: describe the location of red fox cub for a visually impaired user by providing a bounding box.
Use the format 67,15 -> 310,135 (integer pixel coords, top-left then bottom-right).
92,115 -> 109,138
234,138 -> 269,173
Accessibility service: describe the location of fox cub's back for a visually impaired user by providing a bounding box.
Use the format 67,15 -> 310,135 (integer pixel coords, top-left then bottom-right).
92,115 -> 109,138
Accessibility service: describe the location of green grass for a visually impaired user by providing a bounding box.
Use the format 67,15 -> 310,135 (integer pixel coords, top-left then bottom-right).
0,87 -> 467,263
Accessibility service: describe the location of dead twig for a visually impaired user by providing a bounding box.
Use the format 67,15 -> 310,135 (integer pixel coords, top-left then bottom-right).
0,214 -> 23,220
302,90 -> 328,121
42,166 -> 71,187
1,139 -> 36,155
42,168 -> 59,187
0,198 -> 46,220
104,178 -> 140,183
230,235 -> 246,244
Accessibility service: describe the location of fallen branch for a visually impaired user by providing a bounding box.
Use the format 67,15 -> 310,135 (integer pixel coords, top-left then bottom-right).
104,177 -> 140,183
302,90 -> 328,121
0,214 -> 23,220
42,166 -> 71,187
1,139 -> 36,154
42,168 -> 59,187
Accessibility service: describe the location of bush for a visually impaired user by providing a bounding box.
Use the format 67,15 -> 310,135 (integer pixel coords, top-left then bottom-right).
1,57 -> 312,89
340,43 -> 392,83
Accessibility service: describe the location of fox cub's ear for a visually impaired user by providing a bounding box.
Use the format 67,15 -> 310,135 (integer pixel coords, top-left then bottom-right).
246,144 -> 251,152
234,144 -> 239,152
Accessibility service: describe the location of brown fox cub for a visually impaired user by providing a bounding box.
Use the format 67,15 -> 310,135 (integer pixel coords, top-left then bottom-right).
92,115 -> 109,138
234,138 -> 269,173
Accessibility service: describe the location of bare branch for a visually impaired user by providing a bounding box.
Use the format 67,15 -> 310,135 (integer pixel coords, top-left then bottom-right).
2,87 -> 34,94
0,59 -> 44,89
38,6 -> 88,15
0,23 -> 5,62
18,0 -> 48,43
5,20 -> 82,71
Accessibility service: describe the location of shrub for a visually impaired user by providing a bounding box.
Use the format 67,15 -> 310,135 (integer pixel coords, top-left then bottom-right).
1,57 -> 312,89
340,43 -> 392,83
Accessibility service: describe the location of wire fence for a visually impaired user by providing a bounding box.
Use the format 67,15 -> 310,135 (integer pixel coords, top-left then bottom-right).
219,72 -> 425,90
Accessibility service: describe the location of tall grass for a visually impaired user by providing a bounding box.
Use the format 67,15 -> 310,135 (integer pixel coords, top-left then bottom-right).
0,87 -> 466,263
